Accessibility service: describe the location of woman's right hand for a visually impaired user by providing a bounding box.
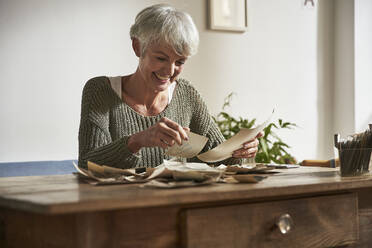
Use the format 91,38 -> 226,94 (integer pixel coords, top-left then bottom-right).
128,117 -> 189,153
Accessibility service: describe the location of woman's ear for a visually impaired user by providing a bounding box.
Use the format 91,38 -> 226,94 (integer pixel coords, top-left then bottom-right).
132,38 -> 141,57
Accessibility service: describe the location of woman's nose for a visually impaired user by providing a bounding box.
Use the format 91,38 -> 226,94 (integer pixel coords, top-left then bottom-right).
164,62 -> 175,76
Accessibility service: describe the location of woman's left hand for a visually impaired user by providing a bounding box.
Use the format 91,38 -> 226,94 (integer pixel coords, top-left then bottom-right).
232,132 -> 263,158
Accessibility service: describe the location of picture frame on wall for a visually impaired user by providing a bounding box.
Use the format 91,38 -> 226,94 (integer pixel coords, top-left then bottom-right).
209,0 -> 248,32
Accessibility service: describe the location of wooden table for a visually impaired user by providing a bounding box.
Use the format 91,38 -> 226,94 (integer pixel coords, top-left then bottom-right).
1,166 -> 372,248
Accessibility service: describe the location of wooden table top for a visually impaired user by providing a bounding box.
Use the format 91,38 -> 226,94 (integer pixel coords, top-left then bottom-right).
1,166 -> 372,214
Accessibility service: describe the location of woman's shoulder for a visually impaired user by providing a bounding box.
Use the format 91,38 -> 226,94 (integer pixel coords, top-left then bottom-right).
81,76 -> 116,108
83,76 -> 110,91
176,78 -> 205,100
82,76 -> 114,99
176,78 -> 199,94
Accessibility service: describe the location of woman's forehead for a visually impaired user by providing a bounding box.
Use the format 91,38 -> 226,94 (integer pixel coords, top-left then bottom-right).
148,43 -> 187,59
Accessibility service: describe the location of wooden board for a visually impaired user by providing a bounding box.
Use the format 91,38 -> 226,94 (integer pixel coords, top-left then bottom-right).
352,209 -> 372,247
181,193 -> 358,248
1,167 -> 372,214
0,206 -> 179,248
1,167 -> 372,247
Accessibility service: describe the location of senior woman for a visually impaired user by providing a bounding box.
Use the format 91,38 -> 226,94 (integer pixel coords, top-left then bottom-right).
78,4 -> 260,169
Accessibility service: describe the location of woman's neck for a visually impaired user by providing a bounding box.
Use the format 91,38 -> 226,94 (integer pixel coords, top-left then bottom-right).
122,72 -> 169,116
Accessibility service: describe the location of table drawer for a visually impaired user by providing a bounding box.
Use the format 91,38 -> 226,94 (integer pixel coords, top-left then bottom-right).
181,193 -> 358,248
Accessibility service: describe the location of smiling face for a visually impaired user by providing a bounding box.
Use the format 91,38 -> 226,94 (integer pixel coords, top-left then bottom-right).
134,39 -> 188,93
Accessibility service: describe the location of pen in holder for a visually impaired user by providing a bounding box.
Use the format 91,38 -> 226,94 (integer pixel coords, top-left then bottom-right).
334,125 -> 372,177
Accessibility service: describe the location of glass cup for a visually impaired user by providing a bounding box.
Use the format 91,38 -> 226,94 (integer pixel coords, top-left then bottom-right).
338,148 -> 372,177
241,157 -> 255,165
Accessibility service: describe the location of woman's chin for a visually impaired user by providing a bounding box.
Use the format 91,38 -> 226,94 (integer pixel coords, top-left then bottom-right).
152,79 -> 171,91
154,84 -> 170,92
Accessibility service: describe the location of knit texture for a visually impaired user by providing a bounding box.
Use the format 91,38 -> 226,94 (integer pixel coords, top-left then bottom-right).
78,76 -> 240,169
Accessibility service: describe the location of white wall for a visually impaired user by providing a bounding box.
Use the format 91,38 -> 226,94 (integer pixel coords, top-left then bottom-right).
0,0 -> 356,163
333,0 -> 355,136
0,0 -> 145,162
355,0 -> 372,132
329,0 -> 372,136
316,0 -> 335,159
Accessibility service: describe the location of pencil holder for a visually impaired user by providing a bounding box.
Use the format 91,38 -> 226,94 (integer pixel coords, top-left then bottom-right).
338,148 -> 372,177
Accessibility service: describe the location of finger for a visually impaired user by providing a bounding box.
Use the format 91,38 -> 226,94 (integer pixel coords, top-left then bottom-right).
232,151 -> 255,158
161,117 -> 189,141
168,121 -> 188,141
183,127 -> 190,133
158,132 -> 176,147
232,152 -> 255,158
242,138 -> 259,149
248,147 -> 259,156
153,133 -> 168,149
158,139 -> 169,149
232,147 -> 246,154
152,134 -> 169,149
158,122 -> 182,145
256,131 -> 264,138
233,147 -> 258,158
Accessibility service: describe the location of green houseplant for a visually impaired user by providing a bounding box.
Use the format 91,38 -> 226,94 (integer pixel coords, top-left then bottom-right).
213,93 -> 297,164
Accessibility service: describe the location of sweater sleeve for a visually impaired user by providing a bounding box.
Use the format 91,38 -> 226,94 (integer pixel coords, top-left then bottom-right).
78,77 -> 141,169
185,83 -> 241,165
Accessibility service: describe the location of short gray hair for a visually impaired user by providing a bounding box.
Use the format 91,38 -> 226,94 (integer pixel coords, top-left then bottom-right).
130,4 -> 199,57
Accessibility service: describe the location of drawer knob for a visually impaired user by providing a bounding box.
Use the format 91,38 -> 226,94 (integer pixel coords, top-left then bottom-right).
276,213 -> 293,234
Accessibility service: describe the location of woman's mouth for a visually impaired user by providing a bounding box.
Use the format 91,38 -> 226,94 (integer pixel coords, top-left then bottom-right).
153,73 -> 170,83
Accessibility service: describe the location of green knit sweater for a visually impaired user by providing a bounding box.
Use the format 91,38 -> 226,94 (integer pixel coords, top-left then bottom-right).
78,76 -> 239,169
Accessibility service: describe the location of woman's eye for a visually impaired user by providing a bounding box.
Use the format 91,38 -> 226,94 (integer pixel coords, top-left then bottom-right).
156,57 -> 166,61
176,61 -> 185,66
